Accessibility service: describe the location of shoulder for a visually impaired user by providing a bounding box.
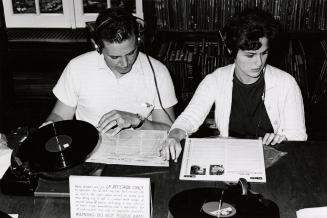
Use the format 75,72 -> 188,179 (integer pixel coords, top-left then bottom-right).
265,65 -> 298,87
68,51 -> 99,69
137,52 -> 171,78
205,64 -> 234,82
137,52 -> 168,69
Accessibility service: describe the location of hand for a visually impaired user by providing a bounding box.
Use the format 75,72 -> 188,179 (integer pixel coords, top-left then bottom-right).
98,110 -> 140,135
0,133 -> 8,148
262,133 -> 287,146
158,137 -> 182,163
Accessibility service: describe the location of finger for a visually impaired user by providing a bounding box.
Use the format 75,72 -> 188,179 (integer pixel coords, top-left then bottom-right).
165,144 -> 170,161
276,135 -> 286,144
100,120 -> 117,133
265,134 -> 276,145
262,134 -> 270,145
271,134 -> 281,146
111,126 -> 122,136
98,111 -> 117,128
169,142 -> 176,161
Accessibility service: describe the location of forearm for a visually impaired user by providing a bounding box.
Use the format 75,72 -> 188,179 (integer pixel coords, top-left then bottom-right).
137,119 -> 171,131
45,112 -> 66,123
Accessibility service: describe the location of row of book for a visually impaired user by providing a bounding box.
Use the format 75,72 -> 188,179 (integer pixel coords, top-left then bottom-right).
285,39 -> 309,100
156,39 -> 230,102
154,0 -> 327,32
311,40 -> 327,104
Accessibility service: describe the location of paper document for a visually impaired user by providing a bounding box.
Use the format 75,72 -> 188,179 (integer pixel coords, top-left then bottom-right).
87,130 -> 168,167
70,176 -> 151,218
179,138 -> 266,182
297,206 -> 327,218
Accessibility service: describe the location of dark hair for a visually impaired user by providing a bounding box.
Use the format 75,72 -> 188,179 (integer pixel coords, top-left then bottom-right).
94,7 -> 139,45
222,8 -> 280,59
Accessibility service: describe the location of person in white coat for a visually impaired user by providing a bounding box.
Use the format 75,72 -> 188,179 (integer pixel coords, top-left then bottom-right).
159,8 -> 307,162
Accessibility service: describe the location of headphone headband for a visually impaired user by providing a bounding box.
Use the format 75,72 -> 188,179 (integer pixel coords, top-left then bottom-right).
90,9 -> 145,54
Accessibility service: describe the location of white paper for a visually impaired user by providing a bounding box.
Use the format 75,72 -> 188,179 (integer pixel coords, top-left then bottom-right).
87,130 -> 168,167
179,138 -> 266,182
0,148 -> 12,179
296,206 -> 327,218
70,176 -> 151,218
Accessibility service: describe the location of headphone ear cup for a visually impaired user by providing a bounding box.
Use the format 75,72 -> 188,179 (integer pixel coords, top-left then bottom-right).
90,33 -> 102,54
136,18 -> 145,46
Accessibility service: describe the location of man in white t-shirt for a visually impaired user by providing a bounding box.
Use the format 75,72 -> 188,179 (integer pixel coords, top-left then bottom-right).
44,8 -> 177,135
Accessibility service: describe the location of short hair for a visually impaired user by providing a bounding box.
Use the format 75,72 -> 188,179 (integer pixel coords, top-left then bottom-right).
222,8 -> 280,59
94,7 -> 139,45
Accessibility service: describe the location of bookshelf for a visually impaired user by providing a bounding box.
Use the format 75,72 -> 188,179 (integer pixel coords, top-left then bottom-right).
151,0 -> 327,101
150,0 -> 327,139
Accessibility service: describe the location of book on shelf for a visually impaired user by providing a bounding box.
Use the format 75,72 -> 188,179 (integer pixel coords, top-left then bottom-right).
153,0 -> 327,32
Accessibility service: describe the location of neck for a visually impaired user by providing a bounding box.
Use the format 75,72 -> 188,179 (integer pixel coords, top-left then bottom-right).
235,71 -> 260,84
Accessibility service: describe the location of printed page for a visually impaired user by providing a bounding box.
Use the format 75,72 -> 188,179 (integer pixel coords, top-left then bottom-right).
87,130 -> 168,167
70,176 -> 151,218
179,138 -> 266,182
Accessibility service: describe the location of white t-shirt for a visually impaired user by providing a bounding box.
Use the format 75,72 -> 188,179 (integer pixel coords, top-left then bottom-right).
53,51 -> 178,126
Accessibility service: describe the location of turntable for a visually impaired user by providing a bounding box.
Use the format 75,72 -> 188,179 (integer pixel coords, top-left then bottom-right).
0,120 -> 101,197
169,178 -> 280,218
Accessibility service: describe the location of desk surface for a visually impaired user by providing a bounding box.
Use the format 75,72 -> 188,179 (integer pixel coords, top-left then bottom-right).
0,141 -> 326,218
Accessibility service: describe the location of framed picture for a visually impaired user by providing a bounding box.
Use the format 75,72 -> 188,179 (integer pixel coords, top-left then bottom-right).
2,0 -> 143,28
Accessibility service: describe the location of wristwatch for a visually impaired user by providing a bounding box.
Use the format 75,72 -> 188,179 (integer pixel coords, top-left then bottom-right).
134,114 -> 145,128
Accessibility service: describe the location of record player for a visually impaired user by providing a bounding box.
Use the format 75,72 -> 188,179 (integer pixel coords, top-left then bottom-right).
0,120 -> 101,197
169,178 -> 280,218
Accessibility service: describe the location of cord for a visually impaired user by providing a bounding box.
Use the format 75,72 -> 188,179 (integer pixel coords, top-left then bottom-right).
145,53 -> 174,124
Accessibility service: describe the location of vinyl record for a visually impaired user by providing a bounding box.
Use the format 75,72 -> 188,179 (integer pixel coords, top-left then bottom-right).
169,188 -> 279,218
17,120 -> 99,172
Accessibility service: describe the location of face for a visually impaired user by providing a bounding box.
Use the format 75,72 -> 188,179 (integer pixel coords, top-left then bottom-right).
234,37 -> 269,84
102,35 -> 139,78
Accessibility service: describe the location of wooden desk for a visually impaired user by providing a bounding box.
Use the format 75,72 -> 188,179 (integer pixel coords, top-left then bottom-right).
0,141 -> 326,218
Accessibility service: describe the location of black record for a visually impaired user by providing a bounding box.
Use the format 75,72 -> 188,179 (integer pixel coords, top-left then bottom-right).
169,188 -> 279,218
17,120 -> 99,172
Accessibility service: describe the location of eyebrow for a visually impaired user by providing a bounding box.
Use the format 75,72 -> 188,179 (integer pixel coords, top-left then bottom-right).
109,48 -> 137,58
245,48 -> 269,54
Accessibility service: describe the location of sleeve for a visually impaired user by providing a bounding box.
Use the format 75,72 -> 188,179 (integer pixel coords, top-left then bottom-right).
152,62 -> 178,109
279,76 -> 307,141
171,74 -> 217,135
52,61 -> 79,107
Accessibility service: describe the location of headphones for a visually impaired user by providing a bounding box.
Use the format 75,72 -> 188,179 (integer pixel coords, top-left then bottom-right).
218,30 -> 233,58
89,9 -> 145,54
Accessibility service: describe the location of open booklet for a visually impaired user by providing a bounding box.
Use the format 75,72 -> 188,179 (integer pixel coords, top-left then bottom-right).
179,137 -> 266,183
86,130 -> 168,167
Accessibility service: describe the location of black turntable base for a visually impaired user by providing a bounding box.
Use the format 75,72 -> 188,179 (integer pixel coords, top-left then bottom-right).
169,187 -> 279,218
